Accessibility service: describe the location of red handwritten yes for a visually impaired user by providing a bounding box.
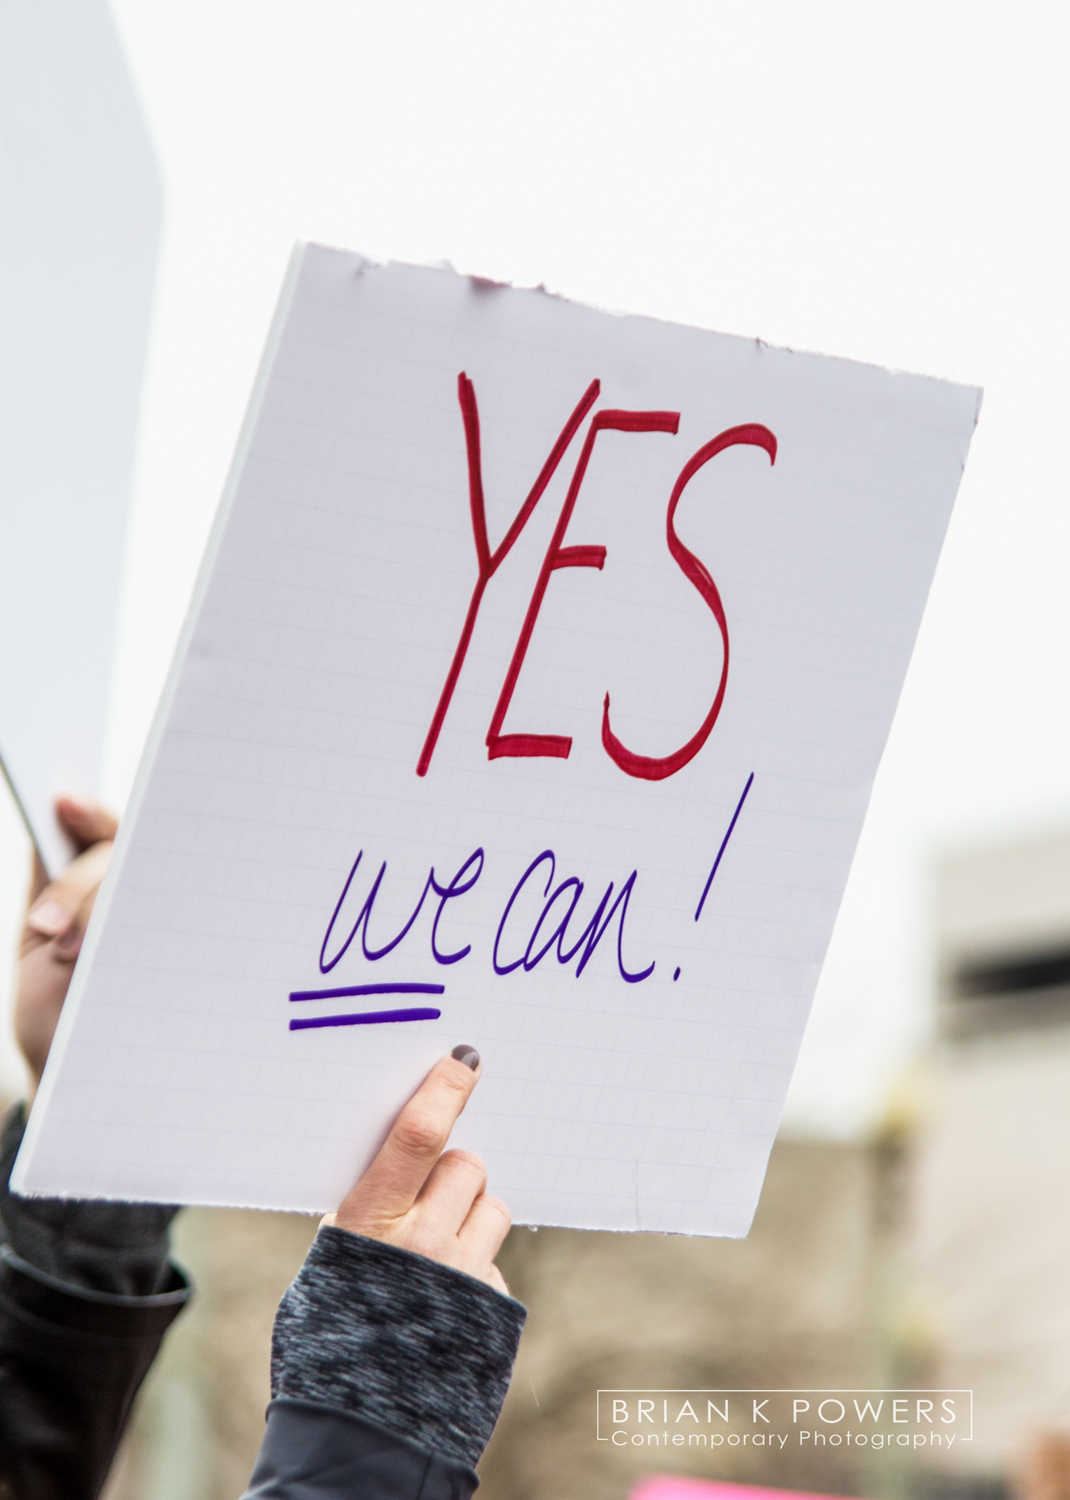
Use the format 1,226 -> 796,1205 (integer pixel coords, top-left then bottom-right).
416,375 -> 776,782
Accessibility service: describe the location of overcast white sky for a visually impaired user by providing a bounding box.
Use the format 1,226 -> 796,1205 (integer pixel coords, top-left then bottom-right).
17,0 -> 1064,1130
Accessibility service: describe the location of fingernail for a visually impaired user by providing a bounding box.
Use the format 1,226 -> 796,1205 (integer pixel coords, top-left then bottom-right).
451,1044 -> 480,1071
27,901 -> 67,937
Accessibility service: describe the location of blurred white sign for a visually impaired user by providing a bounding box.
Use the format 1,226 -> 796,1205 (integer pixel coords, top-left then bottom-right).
0,1 -> 160,873
16,248 -> 979,1232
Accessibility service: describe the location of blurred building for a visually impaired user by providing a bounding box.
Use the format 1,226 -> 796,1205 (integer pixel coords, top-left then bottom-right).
909,830 -> 1070,1486
479,1134 -> 906,1500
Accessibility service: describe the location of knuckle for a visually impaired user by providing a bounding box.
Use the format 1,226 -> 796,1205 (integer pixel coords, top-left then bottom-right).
81,845 -> 111,883
405,1222 -> 447,1260
482,1193 -> 511,1228
393,1108 -> 445,1159
442,1148 -> 485,1177
438,1067 -> 471,1097
46,876 -> 78,908
54,873 -> 95,910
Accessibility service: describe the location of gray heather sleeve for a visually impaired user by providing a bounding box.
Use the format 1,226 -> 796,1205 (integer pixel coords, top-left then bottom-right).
269,1225 -> 526,1470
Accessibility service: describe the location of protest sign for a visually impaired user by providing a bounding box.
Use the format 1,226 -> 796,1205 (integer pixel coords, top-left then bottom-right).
14,247 -> 979,1233
0,1 -> 159,873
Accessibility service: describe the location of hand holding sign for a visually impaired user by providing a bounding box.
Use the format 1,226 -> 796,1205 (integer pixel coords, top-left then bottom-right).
17,797 -> 116,1107
328,1045 -> 511,1294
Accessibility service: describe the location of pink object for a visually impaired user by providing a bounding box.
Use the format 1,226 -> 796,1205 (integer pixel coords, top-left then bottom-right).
630,1480 -> 850,1500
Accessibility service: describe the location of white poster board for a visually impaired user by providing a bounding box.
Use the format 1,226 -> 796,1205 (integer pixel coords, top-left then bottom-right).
14,248 -> 980,1234
0,1 -> 159,873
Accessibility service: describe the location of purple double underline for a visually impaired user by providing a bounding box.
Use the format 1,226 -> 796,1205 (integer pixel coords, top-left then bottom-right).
288,982 -> 443,1031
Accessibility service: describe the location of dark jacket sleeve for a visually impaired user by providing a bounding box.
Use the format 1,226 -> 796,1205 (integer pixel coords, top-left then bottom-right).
0,1105 -> 191,1500
243,1226 -> 527,1499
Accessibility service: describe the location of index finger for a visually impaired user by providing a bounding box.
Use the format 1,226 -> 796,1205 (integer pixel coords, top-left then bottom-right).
23,841 -> 112,944
335,1046 -> 481,1229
